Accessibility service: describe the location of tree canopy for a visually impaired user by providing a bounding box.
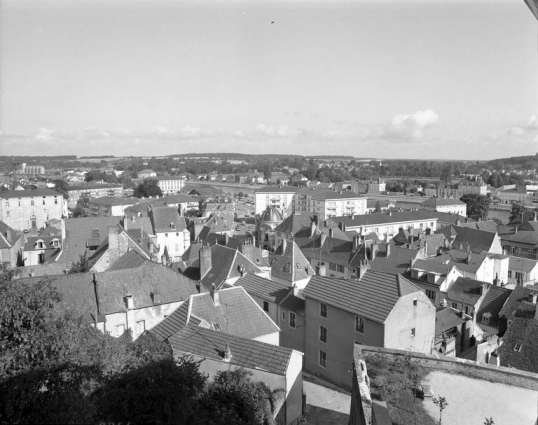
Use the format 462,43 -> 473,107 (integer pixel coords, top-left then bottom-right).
459,194 -> 491,221
134,179 -> 163,198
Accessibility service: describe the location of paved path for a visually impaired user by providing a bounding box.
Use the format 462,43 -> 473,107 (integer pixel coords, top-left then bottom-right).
302,374 -> 350,425
421,370 -> 538,425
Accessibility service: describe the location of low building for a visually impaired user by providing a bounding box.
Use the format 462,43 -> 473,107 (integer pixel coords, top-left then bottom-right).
154,176 -> 186,195
88,197 -> 138,217
138,169 -> 157,179
150,206 -> 190,262
421,197 -> 467,216
65,183 -> 123,209
507,256 -> 538,285
0,221 -> 23,267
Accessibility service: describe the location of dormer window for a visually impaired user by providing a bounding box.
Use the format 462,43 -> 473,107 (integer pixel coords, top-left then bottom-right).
35,240 -> 45,249
514,343 -> 522,352
170,222 -> 176,230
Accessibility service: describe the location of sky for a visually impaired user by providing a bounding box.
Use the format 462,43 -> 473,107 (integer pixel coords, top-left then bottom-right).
0,0 -> 537,159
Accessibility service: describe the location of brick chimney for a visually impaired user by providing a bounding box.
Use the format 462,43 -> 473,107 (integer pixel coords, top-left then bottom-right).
358,260 -> 370,279
223,342 -> 232,362
310,220 -> 316,238
210,283 -> 220,306
352,233 -> 360,252
329,227 -> 334,238
107,225 -> 124,265
316,261 -> 326,277
199,243 -> 212,279
370,243 -> 378,261
385,242 -> 391,257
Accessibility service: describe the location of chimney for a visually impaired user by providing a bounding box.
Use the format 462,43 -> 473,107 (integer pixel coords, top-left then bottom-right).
328,227 -> 334,238
239,263 -> 245,278
125,294 -> 134,309
108,225 -> 122,264
358,259 -> 370,279
532,292 -> 537,305
466,251 -> 472,264
316,261 -> 326,277
352,233 -> 360,252
223,342 -> 232,362
199,243 -> 212,279
320,232 -> 327,248
210,283 -> 220,306
385,243 -> 391,257
371,243 -> 378,261
310,220 -> 316,238
282,237 -> 288,253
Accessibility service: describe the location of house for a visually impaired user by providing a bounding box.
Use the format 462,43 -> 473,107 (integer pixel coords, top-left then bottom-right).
475,284 -> 512,339
507,256 -> 538,286
436,225 -> 503,254
437,176 -> 487,198
0,220 -> 23,267
150,206 -> 190,262
421,197 -> 467,216
138,169 -> 157,179
168,325 -> 304,425
498,285 -> 536,336
182,185 -> 225,202
433,305 -> 472,357
0,189 -> 67,231
269,240 -> 316,289
302,270 -> 435,389
498,187 -> 531,206
501,219 -> 538,260
278,291 -> 307,354
153,176 -> 186,195
148,285 -> 280,345
65,184 -> 123,209
22,223 -> 63,265
88,197 -> 138,217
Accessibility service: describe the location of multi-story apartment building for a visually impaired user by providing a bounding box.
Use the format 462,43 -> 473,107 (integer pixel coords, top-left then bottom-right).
0,189 -> 67,231
310,191 -> 366,220
65,184 -> 123,208
254,187 -> 297,216
153,176 -> 186,195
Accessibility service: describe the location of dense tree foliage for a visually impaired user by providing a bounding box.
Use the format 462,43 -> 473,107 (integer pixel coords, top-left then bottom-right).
134,179 -> 163,198
509,203 -> 528,222
460,194 -> 491,221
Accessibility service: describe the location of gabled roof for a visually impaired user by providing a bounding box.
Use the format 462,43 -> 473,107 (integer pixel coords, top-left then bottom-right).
279,292 -> 305,315
169,325 -> 293,375
458,220 -> 498,233
436,226 -> 498,254
60,216 -> 122,265
303,270 -> 421,324
477,285 -> 512,329
149,286 -> 279,341
255,187 -> 297,194
447,277 -> 486,306
94,262 -> 198,315
419,211 -> 472,226
108,249 -> 151,271
0,220 -> 20,248
408,233 -> 452,256
502,228 -> 538,246
508,257 -> 538,273
301,237 -> 355,267
270,240 -> 315,283
498,285 -> 536,320
150,206 -> 186,233
236,274 -> 290,304
435,306 -> 467,336
369,245 -> 419,275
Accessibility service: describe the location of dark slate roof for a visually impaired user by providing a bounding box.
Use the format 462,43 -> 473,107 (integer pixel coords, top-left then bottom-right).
408,234 -> 452,256
260,207 -> 284,223
0,189 -> 62,198
160,194 -> 197,204
66,183 -> 122,191
310,191 -> 364,201
274,213 -> 313,235
498,317 -> 538,373
369,245 -> 418,275
201,233 -> 242,251
255,187 -> 297,194
270,241 -> 315,283
421,197 -> 465,207
419,211 -> 473,226
108,249 -> 151,271
330,211 -> 438,228
95,262 -> 198,315
498,285 -> 536,320
169,325 -> 293,375
89,197 -> 137,206
13,263 -> 68,279
149,286 -> 279,341
279,292 -> 305,315
150,206 -> 186,233
447,277 -> 486,306
60,216 -> 122,265
236,274 -> 290,304
458,220 -> 498,233
436,226 -> 498,254
301,237 -> 354,267
0,221 -> 20,249
477,285 -> 512,329
502,228 -> 538,247
303,270 -> 421,324
435,306 -> 466,336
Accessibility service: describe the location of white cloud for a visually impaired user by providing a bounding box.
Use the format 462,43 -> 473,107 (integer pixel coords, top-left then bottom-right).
508,126 -> 526,136
388,109 -> 439,139
35,128 -> 54,142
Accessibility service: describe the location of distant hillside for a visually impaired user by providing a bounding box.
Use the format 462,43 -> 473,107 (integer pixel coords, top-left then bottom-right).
486,153 -> 538,170
168,153 -> 356,160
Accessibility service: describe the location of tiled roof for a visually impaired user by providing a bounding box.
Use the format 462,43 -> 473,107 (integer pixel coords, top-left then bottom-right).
447,277 -> 486,306
0,220 -> 20,248
498,317 -> 538,373
59,216 -> 122,265
260,207 -> 284,223
149,286 -> 279,341
0,189 -> 61,198
270,241 -> 315,283
502,229 -> 538,246
458,220 -> 498,233
436,226 -> 498,253
236,274 -> 290,304
160,194 -> 196,204
419,211 -> 473,226
369,245 -> 418,275
412,258 -> 453,275
89,197 -> 137,206
13,263 -> 68,279
95,262 -> 198,315
255,187 -> 297,194
435,306 -> 466,336
108,249 -> 151,271
310,191 -> 364,201
150,206 -> 187,233
508,257 -> 538,273
169,325 -> 293,375
303,270 -> 421,324
421,197 -> 466,207
301,237 -> 354,267
477,285 -> 512,329
330,211 -> 438,228
408,234 -> 451,256
279,292 -> 305,315
498,285 -> 536,320
66,184 -> 122,191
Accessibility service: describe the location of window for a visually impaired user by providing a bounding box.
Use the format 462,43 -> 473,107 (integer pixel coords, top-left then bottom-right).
282,311 -> 286,320
413,298 -> 418,306
516,272 -> 524,282
289,312 -> 296,328
136,320 -> 145,334
4,201 -> 9,207
529,249 -> 535,257
6,211 -> 9,218
508,270 -> 512,278
425,289 -> 436,301
329,263 -> 337,271
42,197 -> 46,205
54,197 -> 58,205
464,306 -> 470,315
319,350 -> 327,368
451,302 -> 458,310
319,326 -> 327,343
320,303 -> 327,318
411,328 -> 416,337
514,343 -> 522,352
337,264 -> 345,273
165,233 -> 168,237
263,301 -> 269,312
355,316 -> 365,334
18,199 -> 21,206
31,199 -> 34,206
115,324 -> 125,335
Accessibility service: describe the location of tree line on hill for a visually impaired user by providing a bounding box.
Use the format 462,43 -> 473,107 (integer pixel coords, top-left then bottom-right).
0,264 -> 281,425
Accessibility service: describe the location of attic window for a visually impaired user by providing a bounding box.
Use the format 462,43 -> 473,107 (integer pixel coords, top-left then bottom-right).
255,258 -> 260,264
91,228 -> 100,239
513,343 -> 522,352
170,222 -> 176,230
212,322 -> 221,330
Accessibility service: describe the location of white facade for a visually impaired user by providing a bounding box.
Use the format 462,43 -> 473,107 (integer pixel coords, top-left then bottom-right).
255,190 -> 296,216
155,228 -> 190,262
156,177 -> 186,195
312,196 -> 367,221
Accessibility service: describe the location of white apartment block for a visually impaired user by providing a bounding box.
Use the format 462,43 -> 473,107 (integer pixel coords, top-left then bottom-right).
154,177 -> 186,195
